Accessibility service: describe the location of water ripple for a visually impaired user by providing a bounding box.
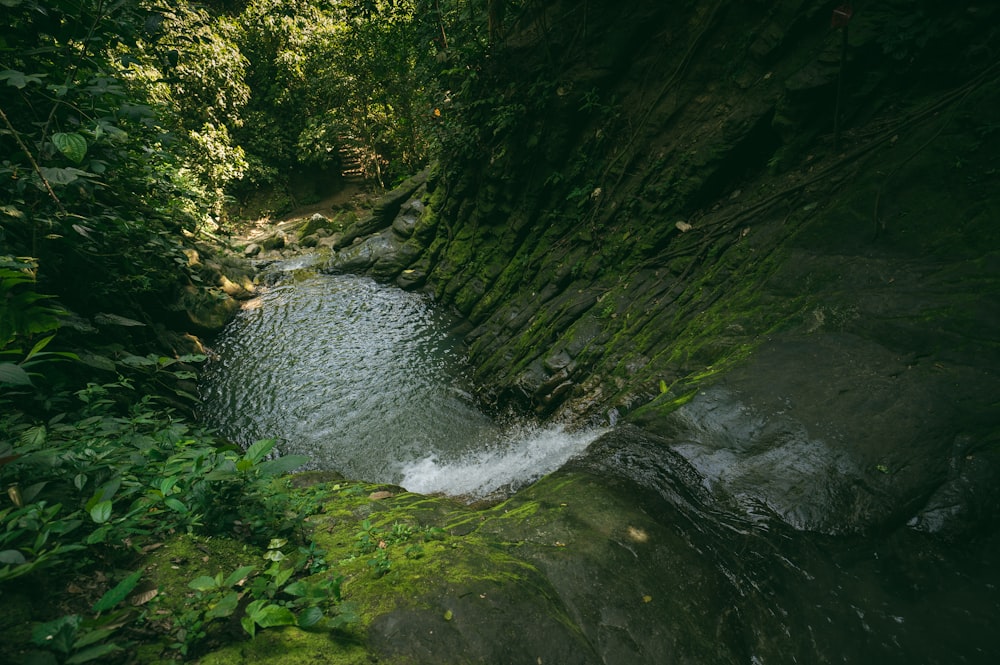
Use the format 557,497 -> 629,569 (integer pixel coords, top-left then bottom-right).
200,274 -> 603,495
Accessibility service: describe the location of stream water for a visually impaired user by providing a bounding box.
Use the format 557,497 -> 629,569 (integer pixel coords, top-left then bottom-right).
198,266 -> 604,499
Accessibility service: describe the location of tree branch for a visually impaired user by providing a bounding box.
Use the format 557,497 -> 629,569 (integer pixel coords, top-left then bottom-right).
0,105 -> 68,216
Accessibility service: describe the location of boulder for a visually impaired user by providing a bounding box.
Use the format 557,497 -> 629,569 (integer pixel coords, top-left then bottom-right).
261,233 -> 286,251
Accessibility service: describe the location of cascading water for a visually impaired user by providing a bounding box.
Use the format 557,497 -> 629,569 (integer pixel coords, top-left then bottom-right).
198,266 -> 605,499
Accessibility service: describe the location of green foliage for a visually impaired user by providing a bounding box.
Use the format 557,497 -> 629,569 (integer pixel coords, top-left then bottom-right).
350,518 -> 443,578
0,258 -> 65,351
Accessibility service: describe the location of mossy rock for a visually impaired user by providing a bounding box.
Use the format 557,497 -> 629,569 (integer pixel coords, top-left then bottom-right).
176,284 -> 240,332
297,214 -> 334,240
261,234 -> 286,251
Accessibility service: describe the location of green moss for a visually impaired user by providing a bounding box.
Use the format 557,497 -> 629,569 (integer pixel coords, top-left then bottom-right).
143,533 -> 263,611
198,627 -> 369,665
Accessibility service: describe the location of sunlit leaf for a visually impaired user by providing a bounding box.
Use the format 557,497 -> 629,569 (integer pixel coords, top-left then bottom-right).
244,438 -> 276,464
24,334 -> 55,361
206,591 -> 240,619
263,549 -> 285,562
250,604 -> 296,628
282,580 -> 307,597
52,133 -> 88,164
89,500 -> 112,524
71,224 -> 93,239
189,575 -> 219,591
223,565 -> 255,587
0,204 -> 24,218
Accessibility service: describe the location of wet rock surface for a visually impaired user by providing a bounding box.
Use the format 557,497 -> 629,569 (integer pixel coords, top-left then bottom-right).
198,466 -> 1000,665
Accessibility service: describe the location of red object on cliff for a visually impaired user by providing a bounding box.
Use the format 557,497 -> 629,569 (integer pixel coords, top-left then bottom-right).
831,3 -> 854,28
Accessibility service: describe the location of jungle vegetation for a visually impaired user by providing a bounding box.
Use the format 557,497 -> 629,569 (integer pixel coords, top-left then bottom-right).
0,0 -> 515,660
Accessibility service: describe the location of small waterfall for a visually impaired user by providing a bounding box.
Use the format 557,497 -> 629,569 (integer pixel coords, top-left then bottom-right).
398,423 -> 608,500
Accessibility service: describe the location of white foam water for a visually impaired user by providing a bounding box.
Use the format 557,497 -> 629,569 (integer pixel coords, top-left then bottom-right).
398,423 -> 608,500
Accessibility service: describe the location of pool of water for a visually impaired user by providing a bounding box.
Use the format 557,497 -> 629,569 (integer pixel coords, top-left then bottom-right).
198,269 -> 604,498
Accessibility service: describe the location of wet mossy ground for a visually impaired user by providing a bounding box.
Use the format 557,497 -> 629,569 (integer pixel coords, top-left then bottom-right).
171,475 -> 624,663
179,469 -> 768,664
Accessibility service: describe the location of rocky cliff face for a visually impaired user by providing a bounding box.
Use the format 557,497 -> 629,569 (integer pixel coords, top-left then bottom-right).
326,0 -> 1000,539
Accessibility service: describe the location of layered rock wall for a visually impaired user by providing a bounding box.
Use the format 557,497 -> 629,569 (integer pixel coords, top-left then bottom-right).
324,0 -> 1000,536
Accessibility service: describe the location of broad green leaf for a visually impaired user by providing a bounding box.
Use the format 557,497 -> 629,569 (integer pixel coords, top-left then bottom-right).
263,549 -> 285,563
0,549 -> 26,564
31,615 -> 81,653
257,455 -> 310,477
0,362 -> 32,386
163,497 -> 187,513
37,166 -> 86,186
203,460 -> 238,481
71,626 -> 115,649
206,591 -> 240,619
178,353 -> 207,363
96,478 -> 120,503
52,133 -> 88,164
189,575 -> 220,591
250,604 -> 296,629
89,500 -> 112,524
282,580 -> 307,597
223,565 -> 255,587
19,424 -> 46,447
241,615 -> 256,638
65,642 -> 122,664
242,598 -> 266,637
0,69 -> 43,89
267,538 -> 288,550
120,354 -> 156,367
244,438 -> 276,464
86,525 -> 111,544
271,565 -> 294,588
92,570 -> 143,613
78,352 -> 116,372
158,476 -> 179,495
22,481 -> 47,503
297,606 -> 324,629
